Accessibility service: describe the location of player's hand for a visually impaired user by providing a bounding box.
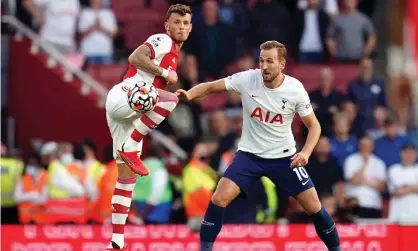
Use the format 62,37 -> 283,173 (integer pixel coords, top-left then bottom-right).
290,151 -> 309,168
175,89 -> 191,101
166,70 -> 178,85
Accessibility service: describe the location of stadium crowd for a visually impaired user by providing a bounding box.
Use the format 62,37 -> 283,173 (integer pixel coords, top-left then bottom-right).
2,0 -> 418,230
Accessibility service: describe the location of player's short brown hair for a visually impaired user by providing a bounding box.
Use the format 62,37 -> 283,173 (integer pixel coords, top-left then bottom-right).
260,41 -> 287,61
166,4 -> 192,20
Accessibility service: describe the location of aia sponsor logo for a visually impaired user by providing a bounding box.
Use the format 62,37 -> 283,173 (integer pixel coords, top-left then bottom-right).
250,107 -> 283,124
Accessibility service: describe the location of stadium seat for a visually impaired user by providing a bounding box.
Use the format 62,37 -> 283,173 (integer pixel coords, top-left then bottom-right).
123,24 -> 162,50
87,64 -> 127,89
288,64 -> 359,94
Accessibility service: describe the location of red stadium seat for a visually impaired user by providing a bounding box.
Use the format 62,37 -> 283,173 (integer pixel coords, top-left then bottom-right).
288,64 -> 359,94
87,64 -> 127,89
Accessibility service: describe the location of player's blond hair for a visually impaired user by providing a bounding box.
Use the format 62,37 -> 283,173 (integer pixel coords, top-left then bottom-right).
260,41 -> 287,61
166,4 -> 192,20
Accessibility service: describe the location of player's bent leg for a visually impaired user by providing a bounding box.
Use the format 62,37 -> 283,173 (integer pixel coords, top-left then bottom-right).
106,163 -> 137,251
118,89 -> 179,175
200,177 -> 241,251
211,177 -> 241,207
294,188 -> 341,251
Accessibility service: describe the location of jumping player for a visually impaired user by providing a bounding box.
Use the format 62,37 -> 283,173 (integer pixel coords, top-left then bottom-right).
104,4 -> 192,250
176,41 -> 341,251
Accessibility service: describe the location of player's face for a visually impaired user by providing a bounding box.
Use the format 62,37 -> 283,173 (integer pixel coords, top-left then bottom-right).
259,49 -> 285,83
165,13 -> 192,43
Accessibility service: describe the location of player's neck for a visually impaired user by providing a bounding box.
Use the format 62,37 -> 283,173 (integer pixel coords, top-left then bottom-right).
174,42 -> 183,52
264,73 -> 285,89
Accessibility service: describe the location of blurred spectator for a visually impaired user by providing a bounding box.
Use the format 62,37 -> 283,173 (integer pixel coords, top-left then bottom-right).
91,145 -> 118,224
184,0 -> 237,78
205,110 -> 230,140
344,136 -> 386,218
367,107 -> 406,140
41,141 -> 85,198
1,143 -> 24,224
75,139 -> 105,186
35,0 -> 80,54
224,91 -> 242,118
409,128 -> 418,149
309,67 -> 345,135
209,110 -> 242,172
306,136 -> 345,206
130,143 -> 173,225
297,0 -> 339,17
14,153 -> 48,224
388,144 -> 418,223
78,0 -> 117,64
294,0 -> 330,63
326,0 -> 376,61
183,142 -> 217,232
329,114 -> 357,167
374,117 -> 411,168
341,101 -> 362,136
248,0 -> 291,59
178,54 -> 200,90
16,0 -> 44,30
58,142 -> 98,202
159,57 -> 204,153
219,0 -> 248,31
348,58 -> 386,130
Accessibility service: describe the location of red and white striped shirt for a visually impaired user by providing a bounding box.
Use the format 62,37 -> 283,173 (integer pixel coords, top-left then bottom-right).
123,33 -> 180,89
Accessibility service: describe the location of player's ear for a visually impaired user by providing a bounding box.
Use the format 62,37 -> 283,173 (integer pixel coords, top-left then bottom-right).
280,59 -> 286,71
164,21 -> 169,32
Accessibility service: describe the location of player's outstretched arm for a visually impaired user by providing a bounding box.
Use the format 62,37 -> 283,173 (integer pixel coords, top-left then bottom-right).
175,79 -> 227,101
128,45 -> 165,77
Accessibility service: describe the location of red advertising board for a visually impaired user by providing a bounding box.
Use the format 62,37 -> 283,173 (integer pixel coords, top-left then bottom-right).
2,224 -> 418,251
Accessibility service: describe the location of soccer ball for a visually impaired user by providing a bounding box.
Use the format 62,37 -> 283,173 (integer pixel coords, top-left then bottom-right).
127,81 -> 159,112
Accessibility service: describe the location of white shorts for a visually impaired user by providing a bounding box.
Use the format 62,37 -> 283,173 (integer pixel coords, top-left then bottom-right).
106,79 -> 143,163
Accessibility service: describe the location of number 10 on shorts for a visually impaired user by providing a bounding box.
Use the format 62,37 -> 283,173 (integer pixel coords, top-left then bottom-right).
293,166 -> 309,181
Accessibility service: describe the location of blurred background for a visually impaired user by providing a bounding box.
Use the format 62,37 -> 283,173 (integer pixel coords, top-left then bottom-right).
1,0 -> 418,250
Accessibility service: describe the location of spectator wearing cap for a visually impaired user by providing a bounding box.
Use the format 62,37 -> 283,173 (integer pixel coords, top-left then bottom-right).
374,118 -> 412,169
41,142 -> 85,199
347,58 -> 386,131
388,144 -> 418,223
343,136 -> 386,218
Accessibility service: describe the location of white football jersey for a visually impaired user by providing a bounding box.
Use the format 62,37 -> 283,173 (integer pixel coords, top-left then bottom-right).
225,69 -> 313,159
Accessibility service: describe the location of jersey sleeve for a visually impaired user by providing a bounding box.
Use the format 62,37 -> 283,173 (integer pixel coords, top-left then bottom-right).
224,70 -> 252,93
295,85 -> 314,117
143,34 -> 172,59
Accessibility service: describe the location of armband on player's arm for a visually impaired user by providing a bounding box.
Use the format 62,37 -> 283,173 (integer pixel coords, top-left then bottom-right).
187,79 -> 228,101
128,45 -> 166,78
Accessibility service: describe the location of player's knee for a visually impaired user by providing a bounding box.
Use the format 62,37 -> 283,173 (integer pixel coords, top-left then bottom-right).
211,190 -> 233,207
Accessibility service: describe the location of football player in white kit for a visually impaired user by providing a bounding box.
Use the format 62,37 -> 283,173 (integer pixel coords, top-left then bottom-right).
176,41 -> 341,251
105,4 -> 192,250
